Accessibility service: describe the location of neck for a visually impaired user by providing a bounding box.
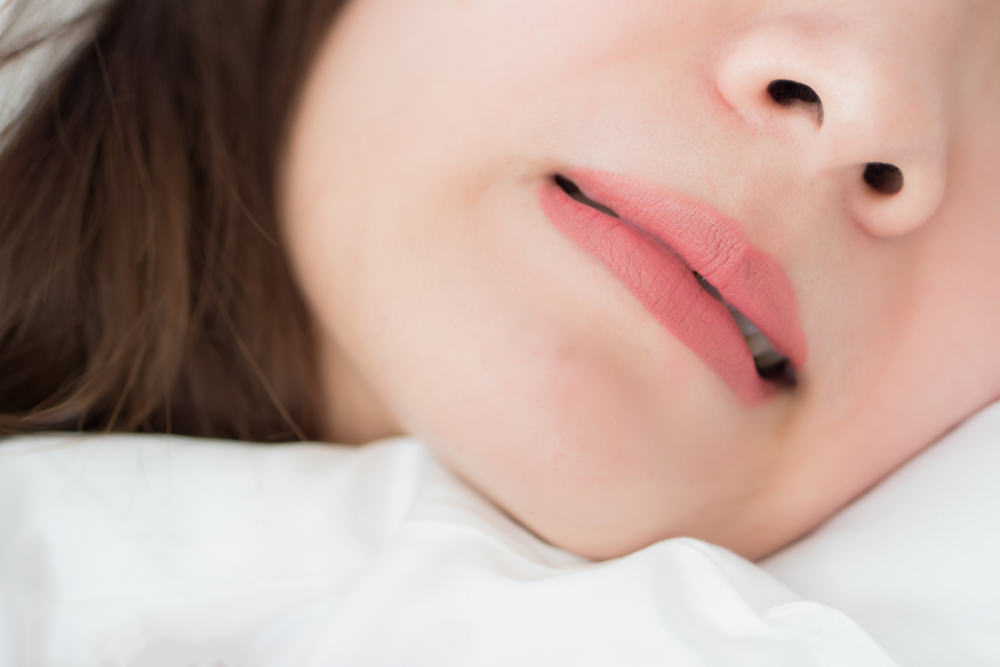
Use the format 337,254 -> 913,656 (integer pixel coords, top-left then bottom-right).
318,338 -> 405,445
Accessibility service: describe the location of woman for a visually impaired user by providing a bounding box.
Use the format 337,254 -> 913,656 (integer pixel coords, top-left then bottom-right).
2,0 -> 999,563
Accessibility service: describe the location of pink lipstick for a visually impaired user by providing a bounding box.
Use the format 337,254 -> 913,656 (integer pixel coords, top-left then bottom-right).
537,167 -> 806,404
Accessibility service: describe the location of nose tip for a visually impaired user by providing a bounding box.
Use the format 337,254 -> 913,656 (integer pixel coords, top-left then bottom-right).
713,18 -> 950,238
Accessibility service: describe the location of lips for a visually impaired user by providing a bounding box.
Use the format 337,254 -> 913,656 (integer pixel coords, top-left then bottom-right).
537,167 -> 806,404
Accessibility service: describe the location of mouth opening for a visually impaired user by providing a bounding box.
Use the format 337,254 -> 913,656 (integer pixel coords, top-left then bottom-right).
694,271 -> 797,388
554,174 -> 620,218
554,173 -> 796,389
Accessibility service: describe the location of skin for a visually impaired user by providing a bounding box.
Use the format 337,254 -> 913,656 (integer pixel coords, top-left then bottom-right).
278,0 -> 1000,561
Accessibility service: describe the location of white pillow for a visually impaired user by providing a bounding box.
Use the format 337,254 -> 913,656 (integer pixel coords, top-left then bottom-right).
0,0 -> 100,143
3,402 -> 997,665
0,431 -> 894,666
761,400 -> 1000,666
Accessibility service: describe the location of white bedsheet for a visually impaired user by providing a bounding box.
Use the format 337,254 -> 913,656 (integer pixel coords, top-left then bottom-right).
0,431 -> 898,666
762,400 -> 1000,666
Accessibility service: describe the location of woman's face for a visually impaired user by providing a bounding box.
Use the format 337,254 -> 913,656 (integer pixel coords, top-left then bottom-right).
280,0 -> 1000,560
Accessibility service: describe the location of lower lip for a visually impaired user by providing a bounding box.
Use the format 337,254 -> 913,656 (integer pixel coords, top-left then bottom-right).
537,177 -> 775,404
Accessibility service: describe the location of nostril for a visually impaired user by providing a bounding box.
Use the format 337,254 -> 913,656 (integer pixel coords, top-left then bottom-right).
766,79 -> 824,125
767,79 -> 820,104
862,162 -> 904,195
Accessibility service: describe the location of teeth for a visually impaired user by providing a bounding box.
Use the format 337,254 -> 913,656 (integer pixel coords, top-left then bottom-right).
693,272 -> 792,380
725,306 -> 787,371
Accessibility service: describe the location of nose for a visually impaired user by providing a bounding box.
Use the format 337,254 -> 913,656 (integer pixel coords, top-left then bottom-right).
713,15 -> 950,238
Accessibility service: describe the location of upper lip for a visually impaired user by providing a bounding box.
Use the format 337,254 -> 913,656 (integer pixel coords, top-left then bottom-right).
556,167 -> 807,373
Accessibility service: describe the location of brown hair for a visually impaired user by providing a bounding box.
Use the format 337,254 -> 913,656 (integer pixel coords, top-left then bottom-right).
0,0 -> 348,441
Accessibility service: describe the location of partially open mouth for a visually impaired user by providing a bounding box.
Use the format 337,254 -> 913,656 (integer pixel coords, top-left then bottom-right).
691,271 -> 796,386
553,173 -> 797,388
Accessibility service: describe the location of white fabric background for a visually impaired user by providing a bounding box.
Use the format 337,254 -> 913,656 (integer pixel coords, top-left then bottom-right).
1,431 -> 899,667
0,0 -> 103,142
5,400 -> 998,666
762,400 -> 1000,666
